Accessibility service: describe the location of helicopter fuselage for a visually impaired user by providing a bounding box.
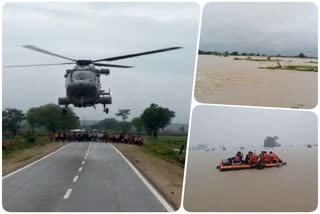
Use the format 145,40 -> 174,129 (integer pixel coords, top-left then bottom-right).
58,65 -> 112,108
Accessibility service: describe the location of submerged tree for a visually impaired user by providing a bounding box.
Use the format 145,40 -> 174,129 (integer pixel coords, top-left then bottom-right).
264,136 -> 281,148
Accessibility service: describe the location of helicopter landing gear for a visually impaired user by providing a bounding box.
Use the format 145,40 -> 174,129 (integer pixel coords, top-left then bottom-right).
103,105 -> 109,114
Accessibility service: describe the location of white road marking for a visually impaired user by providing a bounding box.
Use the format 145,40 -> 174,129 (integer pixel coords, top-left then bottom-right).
111,144 -> 174,212
82,161 -> 85,165
63,189 -> 72,199
3,144 -> 68,179
84,156 -> 87,160
73,175 -> 79,183
78,167 -> 83,172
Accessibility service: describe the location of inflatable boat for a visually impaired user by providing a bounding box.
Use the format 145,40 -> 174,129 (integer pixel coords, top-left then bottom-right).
216,162 -> 286,171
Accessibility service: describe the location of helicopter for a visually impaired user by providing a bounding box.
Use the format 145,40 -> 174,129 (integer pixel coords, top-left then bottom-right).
5,45 -> 182,114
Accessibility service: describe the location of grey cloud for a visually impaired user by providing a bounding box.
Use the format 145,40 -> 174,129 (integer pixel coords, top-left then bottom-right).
3,2 -> 199,123
200,2 -> 317,56
190,106 -> 318,146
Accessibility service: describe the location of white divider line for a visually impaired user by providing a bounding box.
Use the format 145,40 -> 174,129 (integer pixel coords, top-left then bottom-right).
63,189 -> 72,199
78,167 -> 83,172
3,144 -> 68,179
73,175 -> 79,183
111,144 -> 175,212
82,161 -> 85,165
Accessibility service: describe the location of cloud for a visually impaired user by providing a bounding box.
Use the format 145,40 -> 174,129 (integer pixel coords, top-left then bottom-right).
200,2 -> 317,56
2,2 -> 200,123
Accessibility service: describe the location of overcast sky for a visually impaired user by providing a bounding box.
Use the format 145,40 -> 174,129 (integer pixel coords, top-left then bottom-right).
200,2 -> 318,57
2,2 -> 199,123
190,106 -> 317,146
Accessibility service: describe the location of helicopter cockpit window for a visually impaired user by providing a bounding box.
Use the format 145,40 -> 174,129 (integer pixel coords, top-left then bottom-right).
72,71 -> 95,80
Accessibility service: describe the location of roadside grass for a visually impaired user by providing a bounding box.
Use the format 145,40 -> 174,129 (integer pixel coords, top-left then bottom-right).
2,134 -> 51,159
142,135 -> 187,167
2,135 -> 65,175
307,61 -> 318,64
259,64 -> 318,72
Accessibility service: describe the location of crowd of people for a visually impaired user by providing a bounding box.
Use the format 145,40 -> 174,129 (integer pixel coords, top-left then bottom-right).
48,131 -> 144,146
227,150 -> 283,165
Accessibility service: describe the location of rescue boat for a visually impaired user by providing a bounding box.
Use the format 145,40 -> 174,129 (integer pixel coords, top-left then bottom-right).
216,162 -> 286,171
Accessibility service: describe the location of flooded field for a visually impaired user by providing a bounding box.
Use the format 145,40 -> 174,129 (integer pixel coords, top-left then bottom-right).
184,147 -> 318,212
195,55 -> 318,108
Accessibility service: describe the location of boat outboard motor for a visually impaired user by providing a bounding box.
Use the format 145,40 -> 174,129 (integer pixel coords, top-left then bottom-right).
222,159 -> 231,166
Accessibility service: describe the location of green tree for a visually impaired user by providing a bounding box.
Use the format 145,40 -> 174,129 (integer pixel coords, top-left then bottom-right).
115,109 -> 130,122
298,53 -> 306,58
141,103 -> 175,138
131,117 -> 144,134
26,104 -> 79,133
26,107 -> 40,135
3,108 -> 25,137
91,118 -> 121,131
115,109 -> 131,133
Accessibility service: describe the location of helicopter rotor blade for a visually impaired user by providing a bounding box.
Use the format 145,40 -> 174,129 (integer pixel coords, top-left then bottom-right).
4,62 -> 75,68
22,45 -> 77,62
92,46 -> 183,62
93,63 -> 133,68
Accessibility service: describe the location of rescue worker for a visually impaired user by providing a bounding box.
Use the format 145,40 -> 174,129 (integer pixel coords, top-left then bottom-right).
249,152 -> 259,165
262,151 -> 270,164
244,151 -> 253,164
258,151 -> 266,164
269,151 -> 283,164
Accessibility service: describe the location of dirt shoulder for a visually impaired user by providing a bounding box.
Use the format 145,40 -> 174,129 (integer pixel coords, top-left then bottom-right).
113,143 -> 184,210
2,142 -> 65,176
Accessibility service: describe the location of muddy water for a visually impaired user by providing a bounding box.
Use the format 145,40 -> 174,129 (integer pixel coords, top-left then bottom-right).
184,147 -> 317,212
195,55 -> 318,108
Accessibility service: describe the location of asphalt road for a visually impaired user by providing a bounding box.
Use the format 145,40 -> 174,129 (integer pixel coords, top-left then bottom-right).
3,142 -> 169,212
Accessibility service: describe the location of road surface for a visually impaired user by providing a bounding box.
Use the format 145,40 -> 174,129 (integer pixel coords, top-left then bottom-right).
3,142 -> 170,212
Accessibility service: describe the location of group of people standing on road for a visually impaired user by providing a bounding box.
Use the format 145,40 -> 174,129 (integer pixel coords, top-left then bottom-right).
49,131 -> 104,142
228,150 -> 283,165
48,131 -> 144,146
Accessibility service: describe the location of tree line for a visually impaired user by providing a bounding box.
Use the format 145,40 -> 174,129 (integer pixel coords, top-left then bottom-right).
3,103 -> 176,139
198,50 -> 314,59
3,104 -> 80,137
92,103 -> 175,138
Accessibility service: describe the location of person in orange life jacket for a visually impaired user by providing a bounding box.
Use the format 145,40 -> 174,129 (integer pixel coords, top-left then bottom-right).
263,151 -> 270,164
269,151 -> 283,164
249,152 -> 259,165
244,151 -> 255,164
258,151 -> 270,164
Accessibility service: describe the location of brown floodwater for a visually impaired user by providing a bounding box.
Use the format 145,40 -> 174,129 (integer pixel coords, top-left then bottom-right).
184,147 -> 318,212
195,55 -> 318,108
